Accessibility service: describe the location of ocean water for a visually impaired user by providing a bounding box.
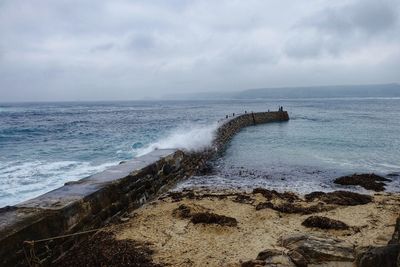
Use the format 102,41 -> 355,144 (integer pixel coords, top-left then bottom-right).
1,98 -> 400,207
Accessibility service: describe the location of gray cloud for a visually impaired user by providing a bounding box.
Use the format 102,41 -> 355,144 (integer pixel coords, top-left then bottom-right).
308,0 -> 399,36
285,0 -> 400,59
0,0 -> 399,101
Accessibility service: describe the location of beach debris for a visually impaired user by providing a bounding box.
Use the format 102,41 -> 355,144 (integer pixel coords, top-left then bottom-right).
280,234 -> 355,264
173,204 -> 192,218
302,216 -> 349,230
232,194 -> 254,204
173,204 -> 238,226
304,191 -> 372,205
255,201 -> 331,214
334,173 -> 391,192
252,188 -> 300,202
164,189 -> 243,202
56,231 -> 161,267
190,212 -> 238,227
355,245 -> 400,267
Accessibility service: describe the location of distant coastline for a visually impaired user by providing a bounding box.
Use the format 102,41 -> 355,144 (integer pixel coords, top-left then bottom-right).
165,83 -> 400,100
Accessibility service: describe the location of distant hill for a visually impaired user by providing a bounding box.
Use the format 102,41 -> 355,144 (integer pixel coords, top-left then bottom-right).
166,83 -> 400,100
233,83 -> 400,99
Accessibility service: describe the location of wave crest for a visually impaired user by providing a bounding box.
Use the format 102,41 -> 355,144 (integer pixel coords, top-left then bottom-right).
135,123 -> 218,157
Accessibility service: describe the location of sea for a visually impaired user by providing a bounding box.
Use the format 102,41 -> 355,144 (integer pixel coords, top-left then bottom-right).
1,98 -> 400,207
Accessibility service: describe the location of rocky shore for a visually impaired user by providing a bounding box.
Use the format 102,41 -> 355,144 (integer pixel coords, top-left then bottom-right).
57,186 -> 400,266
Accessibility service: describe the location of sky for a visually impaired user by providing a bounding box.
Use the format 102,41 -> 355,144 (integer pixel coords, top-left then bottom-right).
0,0 -> 399,101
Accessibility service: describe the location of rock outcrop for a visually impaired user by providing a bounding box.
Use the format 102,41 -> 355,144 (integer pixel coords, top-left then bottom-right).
304,191 -> 372,205
242,234 -> 356,266
389,217 -> 400,245
252,188 -> 300,202
356,216 -> 400,267
302,216 -> 349,230
334,173 -> 391,192
255,201 -> 331,214
356,245 -> 399,267
242,249 -> 299,267
280,234 -> 355,264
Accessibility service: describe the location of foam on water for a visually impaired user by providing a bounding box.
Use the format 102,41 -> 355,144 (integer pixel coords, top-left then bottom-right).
1,98 -> 400,206
0,160 -> 118,207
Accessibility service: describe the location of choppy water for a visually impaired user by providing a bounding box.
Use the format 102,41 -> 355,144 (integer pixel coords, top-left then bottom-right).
1,98 -> 400,206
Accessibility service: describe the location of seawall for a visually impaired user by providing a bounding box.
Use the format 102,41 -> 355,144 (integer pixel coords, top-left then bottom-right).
0,111 -> 288,266
213,111 -> 289,152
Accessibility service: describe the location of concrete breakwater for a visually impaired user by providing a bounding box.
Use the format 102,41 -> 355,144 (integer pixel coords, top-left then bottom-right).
0,110 -> 288,266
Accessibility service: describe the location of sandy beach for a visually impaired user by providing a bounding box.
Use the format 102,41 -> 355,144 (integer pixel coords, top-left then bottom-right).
57,188 -> 400,266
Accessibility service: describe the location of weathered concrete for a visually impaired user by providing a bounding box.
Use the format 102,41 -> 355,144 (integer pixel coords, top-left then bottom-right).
0,110 -> 289,266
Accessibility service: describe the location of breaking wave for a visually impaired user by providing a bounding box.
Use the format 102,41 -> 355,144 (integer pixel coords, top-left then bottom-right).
135,123 -> 218,157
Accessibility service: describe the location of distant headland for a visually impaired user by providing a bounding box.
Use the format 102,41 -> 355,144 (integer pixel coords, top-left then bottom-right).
165,83 -> 400,100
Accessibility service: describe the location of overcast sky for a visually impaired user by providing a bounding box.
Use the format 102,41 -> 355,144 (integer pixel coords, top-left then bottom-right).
0,0 -> 399,101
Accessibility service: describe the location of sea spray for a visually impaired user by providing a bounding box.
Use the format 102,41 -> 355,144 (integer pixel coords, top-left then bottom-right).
135,123 -> 218,157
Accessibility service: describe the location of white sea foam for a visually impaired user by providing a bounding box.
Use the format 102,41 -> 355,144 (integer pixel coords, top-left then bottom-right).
135,123 -> 218,157
0,160 -> 119,207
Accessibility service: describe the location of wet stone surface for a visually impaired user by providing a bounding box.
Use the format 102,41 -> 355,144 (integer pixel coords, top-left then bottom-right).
304,190 -> 373,206
334,173 -> 391,192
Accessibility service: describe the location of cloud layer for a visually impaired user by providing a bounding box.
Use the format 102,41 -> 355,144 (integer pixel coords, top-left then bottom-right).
0,0 -> 399,101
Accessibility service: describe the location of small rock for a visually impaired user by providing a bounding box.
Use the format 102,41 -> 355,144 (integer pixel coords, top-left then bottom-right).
302,216 -> 349,230
256,249 -> 283,260
334,173 -> 391,192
